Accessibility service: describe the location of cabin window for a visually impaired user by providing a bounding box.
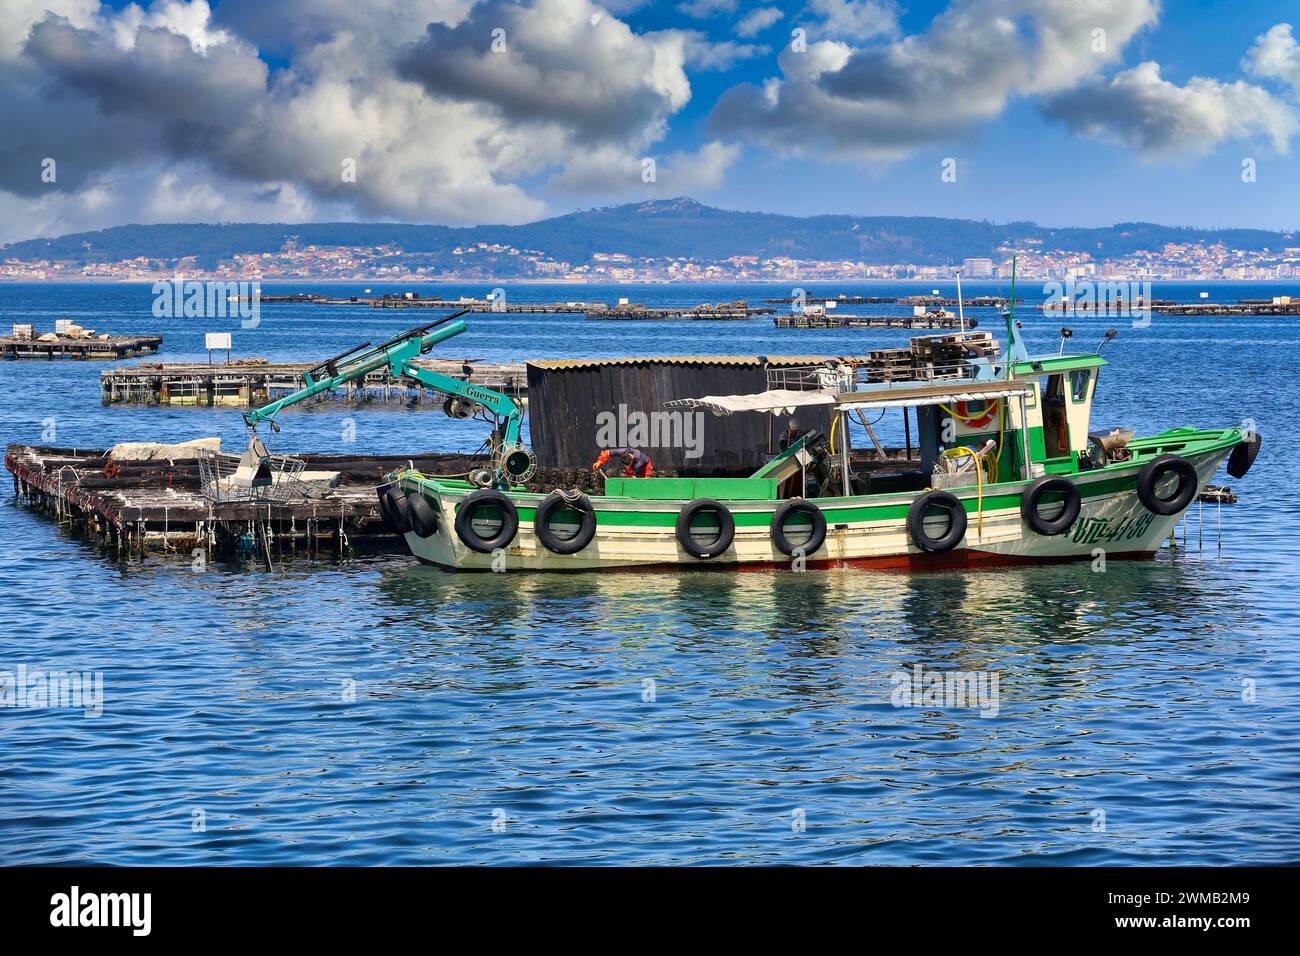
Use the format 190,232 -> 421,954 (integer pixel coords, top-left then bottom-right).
1043,374 -> 1070,457
1070,369 -> 1092,402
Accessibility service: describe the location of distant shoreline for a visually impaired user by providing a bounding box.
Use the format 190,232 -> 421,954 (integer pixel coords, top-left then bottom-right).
3,276 -> 1299,286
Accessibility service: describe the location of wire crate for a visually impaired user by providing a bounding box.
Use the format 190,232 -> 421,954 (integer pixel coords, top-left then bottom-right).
766,364 -> 853,392
197,449 -> 309,503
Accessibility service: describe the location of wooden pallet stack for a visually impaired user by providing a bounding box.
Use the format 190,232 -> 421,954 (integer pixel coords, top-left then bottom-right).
863,347 -> 915,383
860,332 -> 999,383
909,332 -> 998,380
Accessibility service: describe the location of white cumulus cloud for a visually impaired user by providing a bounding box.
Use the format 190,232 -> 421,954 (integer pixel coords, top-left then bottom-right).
1243,23 -> 1300,92
736,7 -> 783,39
1041,61 -> 1297,156
807,0 -> 900,42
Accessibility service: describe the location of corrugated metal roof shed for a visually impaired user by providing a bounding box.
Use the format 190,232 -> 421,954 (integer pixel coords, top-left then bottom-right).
527,355 -> 856,471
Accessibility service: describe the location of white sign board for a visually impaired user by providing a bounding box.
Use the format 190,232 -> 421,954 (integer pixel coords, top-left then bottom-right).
205,332 -> 232,351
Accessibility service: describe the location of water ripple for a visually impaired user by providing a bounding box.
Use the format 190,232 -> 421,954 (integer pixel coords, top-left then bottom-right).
1,282 -> 1298,864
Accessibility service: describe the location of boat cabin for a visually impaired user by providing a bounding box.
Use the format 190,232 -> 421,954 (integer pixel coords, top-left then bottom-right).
929,353 -> 1108,480
1010,354 -> 1106,473
657,343 -> 1110,500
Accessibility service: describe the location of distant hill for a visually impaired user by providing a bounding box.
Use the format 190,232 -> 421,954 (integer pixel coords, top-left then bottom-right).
2,197 -> 1293,267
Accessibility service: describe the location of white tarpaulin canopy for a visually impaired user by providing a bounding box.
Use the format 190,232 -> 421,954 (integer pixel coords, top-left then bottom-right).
837,385 -> 1030,412
666,382 -> 1031,417
664,389 -> 835,417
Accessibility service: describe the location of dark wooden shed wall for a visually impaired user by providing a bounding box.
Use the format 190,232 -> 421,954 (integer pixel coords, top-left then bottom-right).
526,361 -> 834,472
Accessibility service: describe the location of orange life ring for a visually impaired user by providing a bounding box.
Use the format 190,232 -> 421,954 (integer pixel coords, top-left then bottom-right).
954,400 -> 997,429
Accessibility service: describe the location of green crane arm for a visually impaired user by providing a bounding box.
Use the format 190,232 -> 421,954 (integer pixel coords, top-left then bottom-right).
242,310 -> 528,489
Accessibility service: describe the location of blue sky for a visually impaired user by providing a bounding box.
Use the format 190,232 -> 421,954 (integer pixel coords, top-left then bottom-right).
611,0 -> 1300,228
2,0 -> 1299,242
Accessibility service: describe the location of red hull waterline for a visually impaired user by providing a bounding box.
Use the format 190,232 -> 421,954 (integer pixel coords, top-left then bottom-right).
416,548 -> 1158,573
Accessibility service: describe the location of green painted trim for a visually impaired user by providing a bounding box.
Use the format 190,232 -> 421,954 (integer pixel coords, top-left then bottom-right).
1013,354 -> 1108,374
395,426 -> 1242,531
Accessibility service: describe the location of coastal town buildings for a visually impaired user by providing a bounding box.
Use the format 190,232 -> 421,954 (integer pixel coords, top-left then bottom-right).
3,239 -> 1299,283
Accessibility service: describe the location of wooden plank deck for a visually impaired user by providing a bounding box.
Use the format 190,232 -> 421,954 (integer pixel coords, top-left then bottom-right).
2,335 -> 163,360
5,443 -> 486,559
3,444 -> 667,561
101,357 -> 528,406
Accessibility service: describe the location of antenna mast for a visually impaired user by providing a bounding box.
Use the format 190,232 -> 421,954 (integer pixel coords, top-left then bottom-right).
1005,256 -> 1017,380
956,271 -> 966,334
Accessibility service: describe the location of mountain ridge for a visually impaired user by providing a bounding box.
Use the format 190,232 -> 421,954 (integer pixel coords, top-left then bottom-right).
3,198 -> 1294,269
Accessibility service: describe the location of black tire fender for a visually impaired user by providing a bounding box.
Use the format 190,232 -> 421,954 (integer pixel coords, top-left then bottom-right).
406,491 -> 440,538
1020,475 -> 1082,536
1227,431 -> 1261,479
455,489 -> 520,553
676,499 -> 735,559
533,491 -> 597,555
907,490 -> 968,553
377,484 -> 398,529
770,499 -> 827,557
1136,454 -> 1198,516
378,484 -> 412,534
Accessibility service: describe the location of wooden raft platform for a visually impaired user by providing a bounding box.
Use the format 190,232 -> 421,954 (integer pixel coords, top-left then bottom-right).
101,357 -> 528,406
2,335 -> 163,360
774,313 -> 976,330
1039,301 -> 1300,316
766,295 -> 1014,307
259,293 -> 774,319
5,444 -> 486,558
4,445 -> 686,561
262,294 -> 601,312
586,302 -> 774,320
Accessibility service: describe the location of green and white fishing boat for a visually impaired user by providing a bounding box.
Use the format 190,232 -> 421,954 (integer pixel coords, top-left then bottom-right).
232,296 -> 1258,573
380,309 -> 1260,574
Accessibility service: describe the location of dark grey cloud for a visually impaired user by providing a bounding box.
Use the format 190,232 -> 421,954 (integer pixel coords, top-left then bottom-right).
395,0 -> 690,143
0,0 -> 719,242
710,0 -> 1162,162
25,17 -> 267,128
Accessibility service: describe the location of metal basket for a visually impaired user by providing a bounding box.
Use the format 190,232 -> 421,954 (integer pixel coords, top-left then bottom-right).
931,470 -> 978,490
197,449 -> 309,503
766,364 -> 853,392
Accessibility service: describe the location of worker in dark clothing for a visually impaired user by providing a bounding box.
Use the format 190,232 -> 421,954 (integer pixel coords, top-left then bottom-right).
593,447 -> 654,478
779,418 -> 807,452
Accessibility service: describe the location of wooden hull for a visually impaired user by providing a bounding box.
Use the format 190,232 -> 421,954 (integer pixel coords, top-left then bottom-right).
394,441 -> 1235,573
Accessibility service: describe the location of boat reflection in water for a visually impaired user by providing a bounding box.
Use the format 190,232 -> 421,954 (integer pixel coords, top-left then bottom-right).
375,556 -> 1258,698
367,557 -> 1289,865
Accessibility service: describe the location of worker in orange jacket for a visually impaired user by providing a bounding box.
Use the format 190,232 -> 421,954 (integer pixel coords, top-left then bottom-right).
593,447 -> 654,478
